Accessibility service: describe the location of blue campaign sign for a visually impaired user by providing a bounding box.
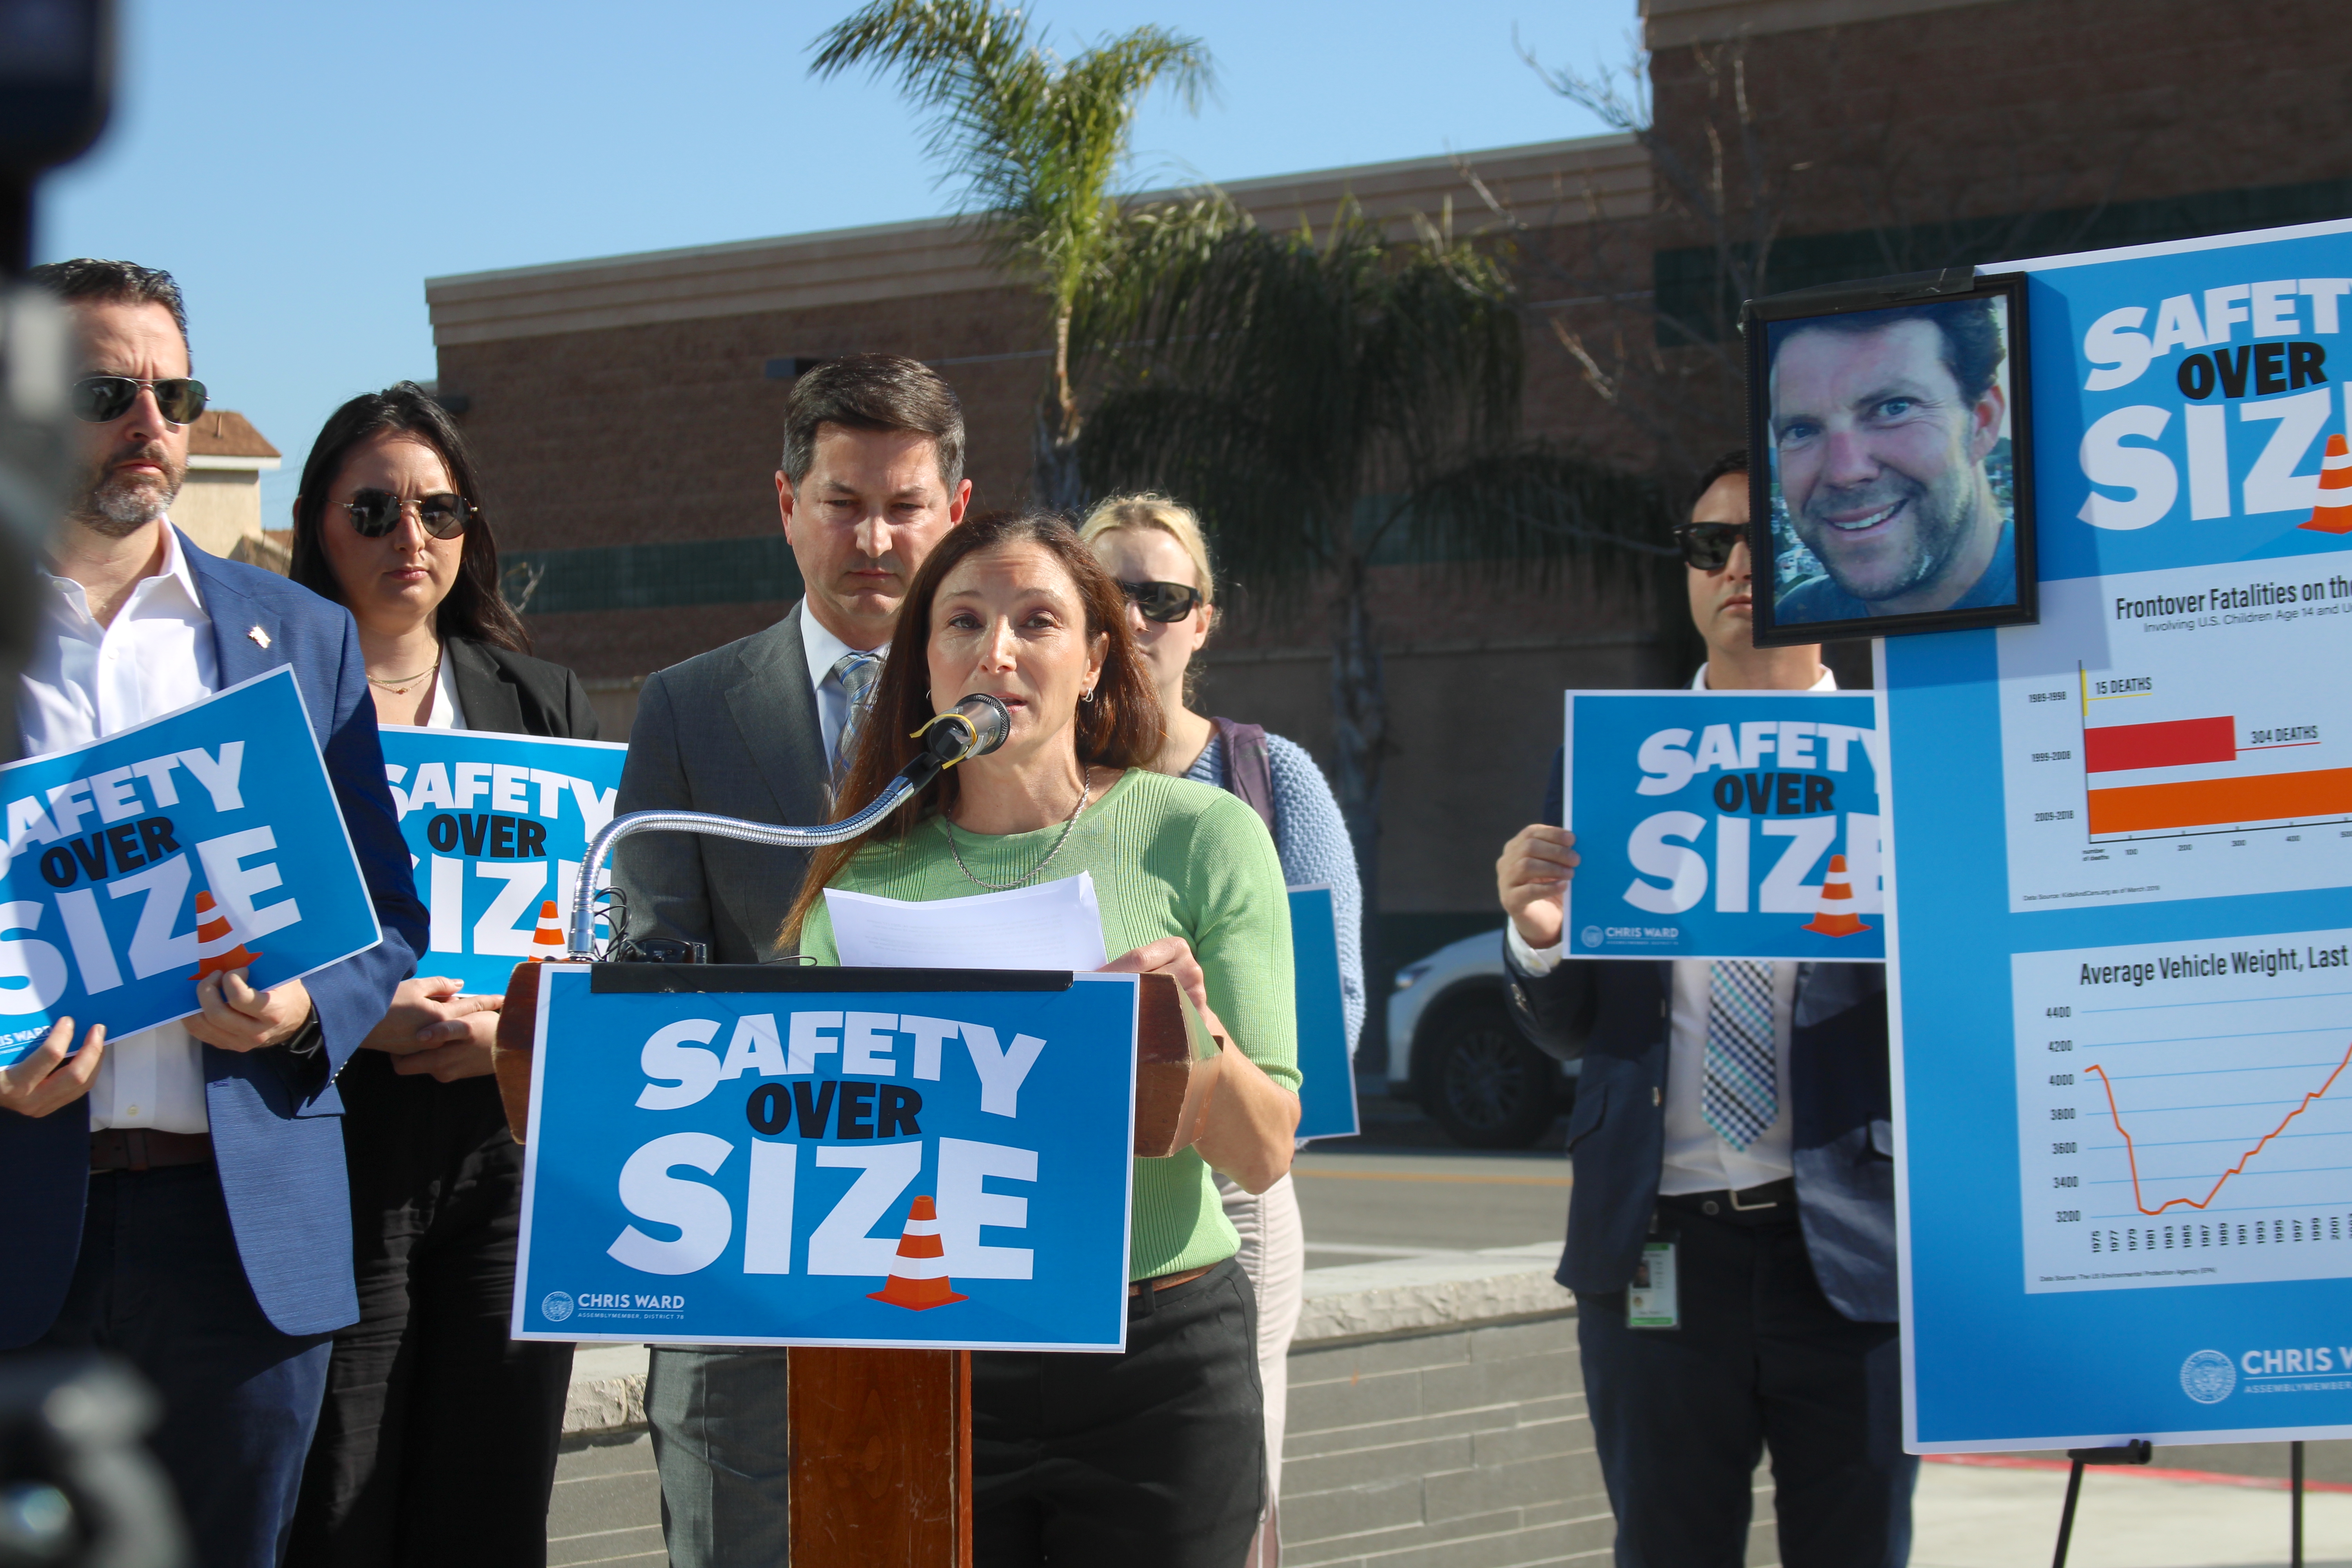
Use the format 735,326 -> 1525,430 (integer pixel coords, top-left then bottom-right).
1289,886 -> 1357,1141
0,667 -> 381,1063
514,967 -> 1139,1351
1563,689 -> 1886,963
379,728 -> 627,993
1885,220 -> 2352,1450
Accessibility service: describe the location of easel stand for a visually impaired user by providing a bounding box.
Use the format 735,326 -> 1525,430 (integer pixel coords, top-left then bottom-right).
2051,1441 -> 2149,1567
2050,1439 -> 2308,1568
2292,1440 -> 2306,1568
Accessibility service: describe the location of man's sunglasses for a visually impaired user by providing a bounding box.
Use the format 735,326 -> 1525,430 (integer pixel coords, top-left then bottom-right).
342,488 -> 478,541
72,375 -> 208,425
1672,523 -> 1748,573
1118,579 -> 1205,623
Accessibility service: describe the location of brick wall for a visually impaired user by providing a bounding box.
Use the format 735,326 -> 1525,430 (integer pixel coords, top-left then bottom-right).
1650,0 -> 2352,247
1282,1316 -> 1609,1565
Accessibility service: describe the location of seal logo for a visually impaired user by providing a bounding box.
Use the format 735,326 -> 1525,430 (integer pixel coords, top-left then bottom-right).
541,1291 -> 576,1324
2180,1348 -> 2235,1405
1581,925 -> 1605,950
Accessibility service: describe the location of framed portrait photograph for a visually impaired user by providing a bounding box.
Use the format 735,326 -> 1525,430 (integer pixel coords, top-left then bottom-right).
1744,270 -> 2037,646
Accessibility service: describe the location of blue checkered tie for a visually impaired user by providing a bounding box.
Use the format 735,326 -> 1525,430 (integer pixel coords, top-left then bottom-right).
1701,960 -> 1779,1150
831,651 -> 881,786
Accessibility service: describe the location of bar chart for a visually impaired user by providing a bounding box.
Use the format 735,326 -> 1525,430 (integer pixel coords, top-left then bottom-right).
1998,554 -> 2352,910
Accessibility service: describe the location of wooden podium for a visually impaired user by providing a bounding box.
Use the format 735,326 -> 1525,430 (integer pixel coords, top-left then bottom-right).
495,960 -> 1221,1566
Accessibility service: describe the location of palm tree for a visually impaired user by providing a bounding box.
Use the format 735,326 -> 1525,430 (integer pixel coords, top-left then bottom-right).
1077,203 -> 1670,927
809,0 -> 1214,506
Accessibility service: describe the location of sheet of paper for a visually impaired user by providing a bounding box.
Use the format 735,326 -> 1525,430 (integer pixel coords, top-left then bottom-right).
824,871 -> 1109,971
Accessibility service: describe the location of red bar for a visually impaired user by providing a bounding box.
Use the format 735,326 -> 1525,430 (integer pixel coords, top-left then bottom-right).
2083,715 -> 2236,774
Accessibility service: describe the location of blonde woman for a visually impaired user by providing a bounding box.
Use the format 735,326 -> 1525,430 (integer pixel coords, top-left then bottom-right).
1081,494 -> 1365,1564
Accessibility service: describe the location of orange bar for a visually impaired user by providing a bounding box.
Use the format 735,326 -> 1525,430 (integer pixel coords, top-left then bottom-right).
2088,767 -> 2352,835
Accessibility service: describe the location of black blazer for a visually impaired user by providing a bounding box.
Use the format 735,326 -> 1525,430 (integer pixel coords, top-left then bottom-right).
1506,746 -> 1897,1323
445,637 -> 600,742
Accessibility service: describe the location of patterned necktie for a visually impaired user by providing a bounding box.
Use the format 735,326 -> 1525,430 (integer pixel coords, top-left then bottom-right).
830,651 -> 881,786
1701,960 -> 1779,1151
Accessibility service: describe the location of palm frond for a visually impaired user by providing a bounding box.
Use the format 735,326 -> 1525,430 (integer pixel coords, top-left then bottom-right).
809,1 -> 1210,316
1077,200 -> 1669,592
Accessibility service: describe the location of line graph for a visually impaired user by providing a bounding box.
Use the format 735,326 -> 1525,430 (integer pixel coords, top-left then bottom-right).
2013,930 -> 2352,1294
2083,1040 -> 2352,1216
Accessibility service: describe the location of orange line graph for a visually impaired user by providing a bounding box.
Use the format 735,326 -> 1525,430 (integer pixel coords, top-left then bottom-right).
2086,1040 -> 2352,1216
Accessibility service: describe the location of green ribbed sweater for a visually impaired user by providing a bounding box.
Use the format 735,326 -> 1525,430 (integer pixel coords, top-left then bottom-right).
798,767 -> 1299,1280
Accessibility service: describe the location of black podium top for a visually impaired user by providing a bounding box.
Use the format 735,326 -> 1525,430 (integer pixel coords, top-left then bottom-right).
588,963 -> 1077,995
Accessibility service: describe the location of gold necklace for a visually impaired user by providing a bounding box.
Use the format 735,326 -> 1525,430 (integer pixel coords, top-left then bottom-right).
369,649 -> 441,694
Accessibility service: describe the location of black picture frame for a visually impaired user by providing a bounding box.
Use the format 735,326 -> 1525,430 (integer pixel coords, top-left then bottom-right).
1743,267 -> 2038,646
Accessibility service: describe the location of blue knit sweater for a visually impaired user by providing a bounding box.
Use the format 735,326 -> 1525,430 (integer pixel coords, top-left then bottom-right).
1186,731 -> 1367,1053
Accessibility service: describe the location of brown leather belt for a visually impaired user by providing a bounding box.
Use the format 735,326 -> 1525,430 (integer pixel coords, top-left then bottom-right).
90,1128 -> 214,1172
1128,1263 -> 1216,1297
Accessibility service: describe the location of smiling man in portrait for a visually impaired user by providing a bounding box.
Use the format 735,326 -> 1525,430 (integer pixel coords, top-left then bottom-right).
1768,296 -> 2014,623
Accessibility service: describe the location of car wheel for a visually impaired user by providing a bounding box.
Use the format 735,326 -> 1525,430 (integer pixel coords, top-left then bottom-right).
1415,993 -> 1561,1149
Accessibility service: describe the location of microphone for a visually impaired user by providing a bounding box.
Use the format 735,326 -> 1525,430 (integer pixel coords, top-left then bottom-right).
564,694 -> 1016,958
900,693 -> 1012,790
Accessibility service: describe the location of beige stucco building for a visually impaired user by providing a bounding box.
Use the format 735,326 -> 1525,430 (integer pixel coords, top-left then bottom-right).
175,408 -> 289,571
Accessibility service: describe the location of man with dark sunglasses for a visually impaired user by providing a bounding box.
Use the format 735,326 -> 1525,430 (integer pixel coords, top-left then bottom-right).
2,260 -> 426,1568
1492,450 -> 1916,1567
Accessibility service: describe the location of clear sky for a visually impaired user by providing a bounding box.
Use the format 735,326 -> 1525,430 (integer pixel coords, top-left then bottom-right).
37,0 -> 1639,523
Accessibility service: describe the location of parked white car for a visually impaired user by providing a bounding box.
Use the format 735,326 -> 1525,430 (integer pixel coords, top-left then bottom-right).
1385,927 -> 1578,1148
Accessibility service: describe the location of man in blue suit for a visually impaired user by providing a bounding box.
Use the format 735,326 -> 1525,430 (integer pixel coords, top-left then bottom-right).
1493,450 -> 1915,1568
0,260 -> 426,1568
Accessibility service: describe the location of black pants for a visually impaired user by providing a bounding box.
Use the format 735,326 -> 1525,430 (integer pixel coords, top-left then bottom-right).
26,1163 -> 333,1568
974,1257 -> 1263,1568
287,1057 -> 572,1568
1577,1200 -> 1916,1568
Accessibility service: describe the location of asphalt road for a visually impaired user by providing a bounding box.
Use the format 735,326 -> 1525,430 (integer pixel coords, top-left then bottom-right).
1315,1098 -> 2352,1492
1291,1091 -> 1570,1263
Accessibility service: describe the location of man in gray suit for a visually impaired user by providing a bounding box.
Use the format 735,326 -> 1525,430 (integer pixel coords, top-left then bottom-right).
614,352 -> 971,1566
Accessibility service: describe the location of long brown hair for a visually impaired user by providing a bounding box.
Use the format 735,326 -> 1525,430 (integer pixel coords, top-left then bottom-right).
289,382 -> 528,652
780,510 -> 1163,945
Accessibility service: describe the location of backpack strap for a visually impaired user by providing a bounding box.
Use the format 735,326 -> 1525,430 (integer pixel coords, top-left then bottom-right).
1209,717 -> 1278,837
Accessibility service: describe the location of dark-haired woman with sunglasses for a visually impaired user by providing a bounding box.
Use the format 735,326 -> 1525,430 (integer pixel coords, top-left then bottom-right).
283,383 -> 596,1568
1080,493 -> 1363,1567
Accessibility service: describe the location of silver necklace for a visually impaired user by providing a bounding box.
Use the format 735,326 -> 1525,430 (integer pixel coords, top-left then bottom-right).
944,768 -> 1093,891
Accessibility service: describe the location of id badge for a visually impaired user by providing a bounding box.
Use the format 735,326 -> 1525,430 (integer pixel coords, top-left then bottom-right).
1627,1240 -> 1679,1329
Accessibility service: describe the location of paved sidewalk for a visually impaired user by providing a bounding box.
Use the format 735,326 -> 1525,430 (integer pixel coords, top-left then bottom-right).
1906,1455 -> 2352,1568
551,1413 -> 2352,1566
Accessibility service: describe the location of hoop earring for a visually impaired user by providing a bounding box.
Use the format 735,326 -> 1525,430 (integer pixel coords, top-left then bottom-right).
1082,686 -> 1098,704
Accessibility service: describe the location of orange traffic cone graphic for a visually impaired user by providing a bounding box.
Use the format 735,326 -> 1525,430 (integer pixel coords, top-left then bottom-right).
189,890 -> 263,978
531,900 -> 566,958
2303,435 -> 2352,534
1800,855 -> 1872,938
867,1196 -> 968,1310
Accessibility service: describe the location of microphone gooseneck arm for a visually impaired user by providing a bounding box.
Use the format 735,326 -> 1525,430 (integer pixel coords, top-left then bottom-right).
563,693 -> 1011,958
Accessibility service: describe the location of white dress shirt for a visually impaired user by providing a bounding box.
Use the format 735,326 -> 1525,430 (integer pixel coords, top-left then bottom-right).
1508,661 -> 1838,1194
18,524 -> 219,1132
419,655 -> 467,731
797,602 -> 884,773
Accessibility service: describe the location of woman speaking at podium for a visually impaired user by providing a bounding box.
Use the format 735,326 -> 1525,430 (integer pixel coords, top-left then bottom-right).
785,508 -> 1302,1567
280,383 -> 596,1568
